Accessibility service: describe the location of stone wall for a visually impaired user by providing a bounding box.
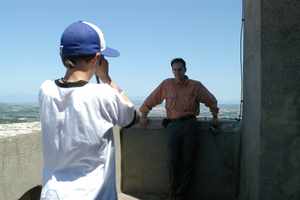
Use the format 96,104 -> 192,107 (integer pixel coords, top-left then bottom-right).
121,119 -> 241,200
0,132 -> 42,200
241,0 -> 300,199
240,0 -> 261,199
0,119 -> 240,200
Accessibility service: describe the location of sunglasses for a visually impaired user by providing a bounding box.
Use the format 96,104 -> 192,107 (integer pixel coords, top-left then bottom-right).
172,68 -> 184,72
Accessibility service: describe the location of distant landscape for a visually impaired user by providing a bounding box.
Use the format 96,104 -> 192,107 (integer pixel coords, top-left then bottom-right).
0,101 -> 240,124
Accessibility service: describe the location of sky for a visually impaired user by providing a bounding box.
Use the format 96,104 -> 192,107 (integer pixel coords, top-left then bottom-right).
0,0 -> 242,104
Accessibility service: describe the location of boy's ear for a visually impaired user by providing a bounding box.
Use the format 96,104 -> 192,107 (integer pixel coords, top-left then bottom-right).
92,53 -> 101,64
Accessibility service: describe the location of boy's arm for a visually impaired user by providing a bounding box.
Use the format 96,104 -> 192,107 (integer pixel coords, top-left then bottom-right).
95,57 -> 140,126
96,57 -> 134,107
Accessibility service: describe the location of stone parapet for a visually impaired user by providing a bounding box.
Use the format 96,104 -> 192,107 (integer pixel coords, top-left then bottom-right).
0,119 -> 240,200
120,118 -> 241,200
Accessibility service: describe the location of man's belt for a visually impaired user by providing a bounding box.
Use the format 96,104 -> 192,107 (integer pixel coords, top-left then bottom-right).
162,115 -> 196,128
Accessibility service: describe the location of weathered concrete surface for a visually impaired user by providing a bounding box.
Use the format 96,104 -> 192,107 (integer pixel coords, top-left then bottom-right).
121,118 -> 241,200
0,132 -> 42,200
241,0 -> 300,199
240,0 -> 261,199
1,119 -> 240,200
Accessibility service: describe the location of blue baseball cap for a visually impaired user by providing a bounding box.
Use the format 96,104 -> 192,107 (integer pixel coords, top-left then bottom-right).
60,21 -> 120,57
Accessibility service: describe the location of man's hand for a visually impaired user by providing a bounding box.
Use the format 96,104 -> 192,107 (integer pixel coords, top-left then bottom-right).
211,117 -> 219,128
139,115 -> 149,128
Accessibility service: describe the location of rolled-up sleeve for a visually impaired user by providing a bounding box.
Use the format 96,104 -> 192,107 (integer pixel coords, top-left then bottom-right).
197,82 -> 219,117
139,80 -> 166,114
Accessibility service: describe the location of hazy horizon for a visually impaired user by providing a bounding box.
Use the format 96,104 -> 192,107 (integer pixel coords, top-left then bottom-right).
0,94 -> 241,105
0,101 -> 241,124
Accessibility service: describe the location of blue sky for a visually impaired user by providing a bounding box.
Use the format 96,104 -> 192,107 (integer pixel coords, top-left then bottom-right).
0,0 -> 242,104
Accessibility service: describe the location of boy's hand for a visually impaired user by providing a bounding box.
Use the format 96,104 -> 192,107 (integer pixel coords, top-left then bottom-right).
96,56 -> 111,83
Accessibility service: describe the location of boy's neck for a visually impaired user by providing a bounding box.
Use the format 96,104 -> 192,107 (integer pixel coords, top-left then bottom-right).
64,68 -> 94,82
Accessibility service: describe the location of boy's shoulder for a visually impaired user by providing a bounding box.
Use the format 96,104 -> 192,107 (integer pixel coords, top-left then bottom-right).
85,83 -> 120,100
39,80 -> 55,94
87,83 -> 117,94
40,80 -> 54,88
39,81 -> 119,101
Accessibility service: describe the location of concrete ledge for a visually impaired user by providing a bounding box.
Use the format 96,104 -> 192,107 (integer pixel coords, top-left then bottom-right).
0,131 -> 42,200
0,119 -> 240,200
120,118 -> 241,200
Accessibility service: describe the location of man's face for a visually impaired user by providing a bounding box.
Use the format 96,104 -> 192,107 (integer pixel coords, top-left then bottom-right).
172,62 -> 186,81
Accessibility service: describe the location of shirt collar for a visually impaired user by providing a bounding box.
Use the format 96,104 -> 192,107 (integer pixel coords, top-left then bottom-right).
175,75 -> 189,85
55,78 -> 88,88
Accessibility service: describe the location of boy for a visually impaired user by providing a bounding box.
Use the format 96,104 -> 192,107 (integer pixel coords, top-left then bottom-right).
39,21 -> 138,200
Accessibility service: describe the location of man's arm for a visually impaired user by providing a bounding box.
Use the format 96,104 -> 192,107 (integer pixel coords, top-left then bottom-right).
197,82 -> 219,120
139,81 -> 166,127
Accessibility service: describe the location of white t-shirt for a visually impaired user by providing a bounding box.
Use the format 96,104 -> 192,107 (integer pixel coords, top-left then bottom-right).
39,80 -> 135,200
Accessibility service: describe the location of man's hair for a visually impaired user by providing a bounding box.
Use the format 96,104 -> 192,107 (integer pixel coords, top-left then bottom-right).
170,58 -> 186,70
61,54 -> 96,68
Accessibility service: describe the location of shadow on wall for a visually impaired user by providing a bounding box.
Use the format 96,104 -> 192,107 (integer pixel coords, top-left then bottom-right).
17,119 -> 241,200
18,185 -> 41,200
120,119 -> 241,200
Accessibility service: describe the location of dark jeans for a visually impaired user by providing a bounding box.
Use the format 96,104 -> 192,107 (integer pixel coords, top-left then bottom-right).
166,118 -> 198,199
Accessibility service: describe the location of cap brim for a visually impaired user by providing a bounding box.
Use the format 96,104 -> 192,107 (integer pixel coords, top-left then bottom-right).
101,47 -> 120,57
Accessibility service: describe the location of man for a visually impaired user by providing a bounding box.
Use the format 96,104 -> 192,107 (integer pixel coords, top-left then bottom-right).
139,58 -> 219,200
39,21 -> 138,200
